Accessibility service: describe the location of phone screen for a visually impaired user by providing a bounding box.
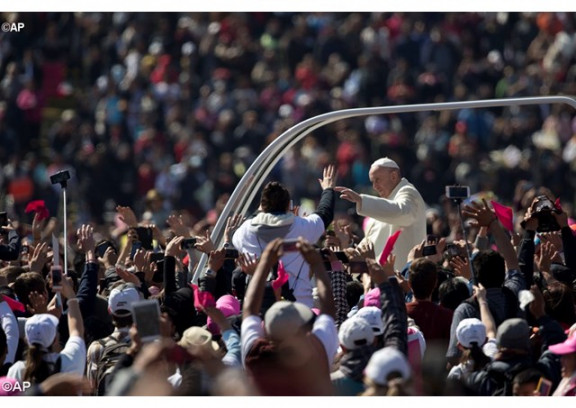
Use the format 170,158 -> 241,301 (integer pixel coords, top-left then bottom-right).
135,227 -> 153,250
51,265 -> 63,289
536,377 -> 552,396
130,241 -> 143,259
132,300 -> 161,342
96,241 -> 113,258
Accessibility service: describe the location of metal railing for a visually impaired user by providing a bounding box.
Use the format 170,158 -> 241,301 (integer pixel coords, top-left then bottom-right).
191,96 -> 576,282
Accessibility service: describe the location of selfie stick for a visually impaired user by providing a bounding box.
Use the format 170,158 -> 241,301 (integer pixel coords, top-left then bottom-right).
453,197 -> 476,284
50,171 -> 70,276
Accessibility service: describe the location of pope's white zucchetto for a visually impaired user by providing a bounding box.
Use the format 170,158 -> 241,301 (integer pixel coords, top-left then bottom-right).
371,157 -> 400,170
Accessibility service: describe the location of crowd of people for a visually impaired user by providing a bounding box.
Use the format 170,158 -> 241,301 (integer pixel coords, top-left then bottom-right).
0,154 -> 575,397
0,10 -> 576,397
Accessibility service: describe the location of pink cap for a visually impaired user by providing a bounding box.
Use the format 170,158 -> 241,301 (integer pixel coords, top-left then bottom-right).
206,295 -> 240,335
364,288 -> 381,308
549,334 -> 576,355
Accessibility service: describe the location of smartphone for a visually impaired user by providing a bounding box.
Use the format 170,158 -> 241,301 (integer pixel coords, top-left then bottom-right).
445,185 -> 470,200
0,212 -> 7,227
282,239 -> 299,252
49,170 -> 71,185
153,259 -> 165,283
51,265 -> 63,290
167,344 -> 196,364
349,261 -> 369,274
224,248 -> 239,259
135,227 -> 154,250
422,245 -> 437,256
21,245 -> 30,255
150,252 -> 164,263
130,241 -> 143,259
180,238 -> 197,250
96,241 -> 114,258
132,299 -> 161,343
536,377 -> 552,396
334,251 -> 349,263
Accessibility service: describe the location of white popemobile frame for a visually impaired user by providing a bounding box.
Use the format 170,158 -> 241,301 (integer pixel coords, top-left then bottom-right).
192,96 -> 576,283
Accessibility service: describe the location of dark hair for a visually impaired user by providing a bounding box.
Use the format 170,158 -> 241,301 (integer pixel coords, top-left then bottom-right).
439,278 -> 470,311
408,259 -> 438,300
346,281 -> 364,310
542,282 -> 576,327
13,272 -> 47,308
513,368 -> 543,386
0,266 -> 25,285
460,342 -> 491,372
260,182 -> 290,213
473,251 -> 505,288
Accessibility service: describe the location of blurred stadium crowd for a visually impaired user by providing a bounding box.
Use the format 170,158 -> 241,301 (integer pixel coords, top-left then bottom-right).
1,12 -> 576,233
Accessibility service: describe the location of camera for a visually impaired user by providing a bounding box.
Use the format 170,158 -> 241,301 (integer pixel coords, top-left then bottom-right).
532,195 -> 561,233
445,185 -> 470,200
50,170 -> 71,186
180,238 -> 197,250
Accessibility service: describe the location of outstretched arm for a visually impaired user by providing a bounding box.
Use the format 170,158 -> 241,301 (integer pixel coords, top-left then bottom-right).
242,239 -> 282,319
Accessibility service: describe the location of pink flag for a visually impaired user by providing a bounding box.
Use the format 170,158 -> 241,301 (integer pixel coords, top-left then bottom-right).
379,230 -> 402,265
491,200 -> 514,232
271,260 -> 289,290
191,284 -> 216,310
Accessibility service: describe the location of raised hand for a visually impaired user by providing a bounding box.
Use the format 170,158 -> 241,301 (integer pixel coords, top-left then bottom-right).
357,240 -> 376,261
318,164 -> 337,190
115,265 -> 141,286
334,186 -> 362,204
194,229 -> 215,254
224,214 -> 245,243
237,252 -> 258,276
450,256 -> 472,281
462,199 -> 497,228
166,214 -> 190,238
116,206 -> 139,228
29,242 -> 49,274
164,236 -> 185,258
76,224 -> 96,255
26,290 -> 48,315
207,248 -> 226,272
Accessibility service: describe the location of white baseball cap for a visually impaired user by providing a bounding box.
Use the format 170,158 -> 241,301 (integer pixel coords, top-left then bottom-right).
371,157 -> 399,170
108,285 -> 141,316
355,306 -> 384,336
364,346 -> 411,386
338,316 -> 375,350
456,318 -> 487,348
25,313 -> 59,349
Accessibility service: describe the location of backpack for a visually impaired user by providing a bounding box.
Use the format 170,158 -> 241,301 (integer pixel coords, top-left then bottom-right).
479,360 -> 531,396
464,286 -> 520,324
94,336 -> 130,396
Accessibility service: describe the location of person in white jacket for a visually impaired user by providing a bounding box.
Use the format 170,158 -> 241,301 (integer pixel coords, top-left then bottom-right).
335,157 -> 427,270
